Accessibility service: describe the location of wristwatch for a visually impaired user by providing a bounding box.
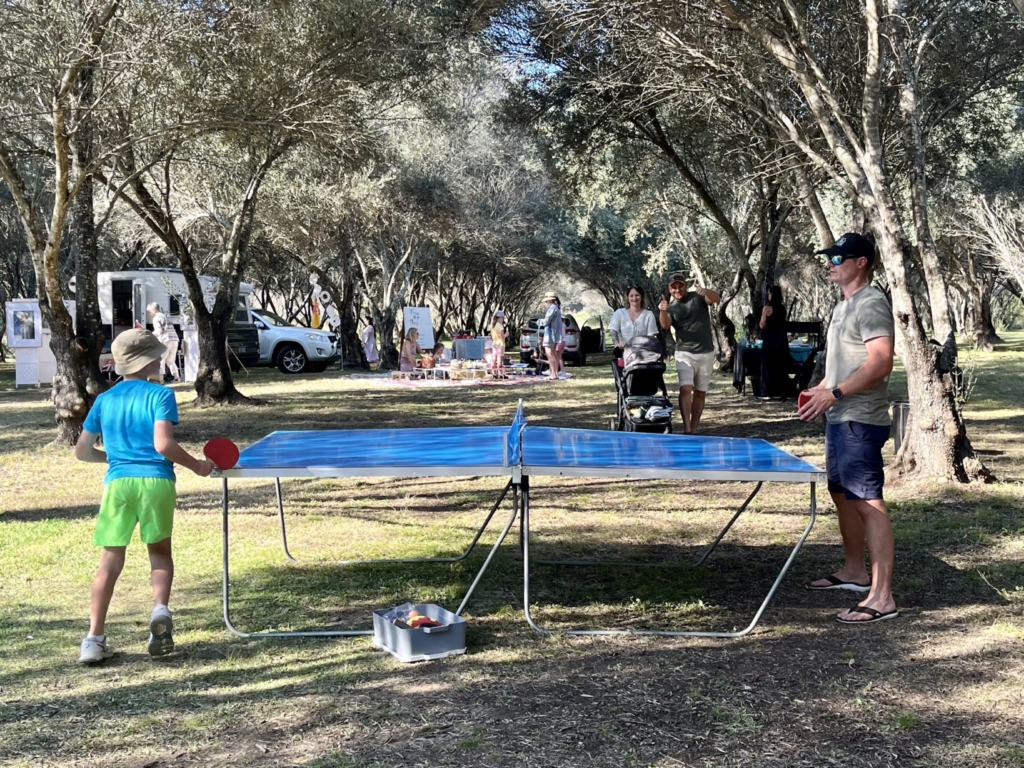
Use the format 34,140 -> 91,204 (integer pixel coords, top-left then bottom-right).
831,387 -> 844,400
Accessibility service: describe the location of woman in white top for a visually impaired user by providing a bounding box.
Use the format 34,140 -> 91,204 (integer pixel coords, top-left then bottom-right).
361,316 -> 379,367
147,302 -> 180,382
609,286 -> 659,349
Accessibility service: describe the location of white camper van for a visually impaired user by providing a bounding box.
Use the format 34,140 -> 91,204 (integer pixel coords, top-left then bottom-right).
97,269 -> 260,369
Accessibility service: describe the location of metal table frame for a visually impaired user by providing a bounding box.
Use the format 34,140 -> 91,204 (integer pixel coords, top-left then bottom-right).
518,475 -> 819,637
216,411 -> 825,639
220,474 -> 521,638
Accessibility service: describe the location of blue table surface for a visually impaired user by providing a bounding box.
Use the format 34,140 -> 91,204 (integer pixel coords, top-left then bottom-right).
237,427 -> 512,470
521,427 -> 821,474
235,425 -> 820,476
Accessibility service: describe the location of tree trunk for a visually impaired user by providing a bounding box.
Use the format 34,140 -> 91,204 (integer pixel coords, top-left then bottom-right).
794,166 -> 835,247
977,282 -> 1001,349
876,229 -> 990,481
962,249 -> 1002,350
35,64 -> 107,444
887,0 -> 953,341
299,255 -> 366,368
193,309 -> 251,406
375,310 -> 400,370
45,307 -> 96,443
710,265 -> 747,371
69,61 -> 108,402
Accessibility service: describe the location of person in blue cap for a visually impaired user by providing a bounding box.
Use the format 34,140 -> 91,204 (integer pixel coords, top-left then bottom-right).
800,233 -> 898,625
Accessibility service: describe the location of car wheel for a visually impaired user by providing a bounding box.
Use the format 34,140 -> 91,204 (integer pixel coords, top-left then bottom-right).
576,351 -> 587,366
276,344 -> 309,374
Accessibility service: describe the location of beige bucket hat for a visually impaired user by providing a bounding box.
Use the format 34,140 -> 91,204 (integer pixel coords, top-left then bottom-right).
112,328 -> 166,375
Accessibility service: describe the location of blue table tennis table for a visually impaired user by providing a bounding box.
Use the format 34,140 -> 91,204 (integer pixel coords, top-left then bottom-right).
216,402 -> 825,638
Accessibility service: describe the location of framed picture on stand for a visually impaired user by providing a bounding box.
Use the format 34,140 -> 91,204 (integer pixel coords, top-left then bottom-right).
6,300 -> 43,348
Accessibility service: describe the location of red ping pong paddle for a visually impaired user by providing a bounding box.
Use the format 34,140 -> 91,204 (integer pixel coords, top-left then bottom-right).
204,437 -> 240,469
797,390 -> 813,411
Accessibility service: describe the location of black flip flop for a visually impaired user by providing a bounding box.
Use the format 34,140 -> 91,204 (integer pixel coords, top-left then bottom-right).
807,574 -> 871,592
836,605 -> 900,625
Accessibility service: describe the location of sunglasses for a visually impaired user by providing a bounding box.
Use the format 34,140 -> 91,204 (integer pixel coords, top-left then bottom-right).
826,254 -> 862,266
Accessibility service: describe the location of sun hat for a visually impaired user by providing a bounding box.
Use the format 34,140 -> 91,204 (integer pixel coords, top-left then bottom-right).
112,328 -> 166,375
541,291 -> 558,302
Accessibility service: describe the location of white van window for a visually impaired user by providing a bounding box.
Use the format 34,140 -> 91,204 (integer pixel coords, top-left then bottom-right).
256,310 -> 294,327
234,295 -> 250,324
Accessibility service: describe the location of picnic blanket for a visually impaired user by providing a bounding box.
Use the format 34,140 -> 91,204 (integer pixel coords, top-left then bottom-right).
379,374 -> 555,388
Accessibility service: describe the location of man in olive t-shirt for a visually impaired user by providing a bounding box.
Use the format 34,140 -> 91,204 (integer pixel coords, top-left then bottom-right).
798,233 -> 898,626
658,271 -> 720,433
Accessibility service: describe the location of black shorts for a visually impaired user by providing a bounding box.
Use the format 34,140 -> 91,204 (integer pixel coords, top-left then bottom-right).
825,421 -> 890,501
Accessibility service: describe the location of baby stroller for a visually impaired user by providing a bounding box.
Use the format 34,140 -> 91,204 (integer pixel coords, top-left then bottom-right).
612,335 -> 673,433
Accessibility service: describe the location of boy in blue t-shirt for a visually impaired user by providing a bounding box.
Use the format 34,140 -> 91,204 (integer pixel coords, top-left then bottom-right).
75,329 -> 213,663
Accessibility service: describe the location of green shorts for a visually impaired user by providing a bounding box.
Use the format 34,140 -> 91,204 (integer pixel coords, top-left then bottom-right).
95,477 -> 176,547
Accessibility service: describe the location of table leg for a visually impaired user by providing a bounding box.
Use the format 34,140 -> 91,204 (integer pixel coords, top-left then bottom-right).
521,480 -> 817,637
688,482 -> 763,567
455,482 -> 520,616
223,476 -> 375,638
222,478 -> 520,638
275,477 -> 295,561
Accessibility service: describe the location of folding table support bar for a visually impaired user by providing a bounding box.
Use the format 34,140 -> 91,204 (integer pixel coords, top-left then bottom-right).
274,477 -> 513,566
522,481 -> 817,637
222,477 -> 516,638
531,482 -> 764,569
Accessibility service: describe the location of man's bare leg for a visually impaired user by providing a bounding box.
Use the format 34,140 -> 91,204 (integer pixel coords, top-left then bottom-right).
838,498 -> 896,620
810,492 -> 870,588
678,385 -> 693,433
690,390 -> 708,433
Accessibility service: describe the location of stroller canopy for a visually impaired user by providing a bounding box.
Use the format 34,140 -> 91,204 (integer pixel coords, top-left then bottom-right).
623,334 -> 664,375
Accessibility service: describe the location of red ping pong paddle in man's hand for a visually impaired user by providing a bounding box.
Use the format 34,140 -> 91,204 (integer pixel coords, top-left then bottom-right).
797,390 -> 813,411
203,437 -> 240,469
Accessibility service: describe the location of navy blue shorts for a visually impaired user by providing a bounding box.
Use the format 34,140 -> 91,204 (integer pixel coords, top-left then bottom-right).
825,421 -> 890,500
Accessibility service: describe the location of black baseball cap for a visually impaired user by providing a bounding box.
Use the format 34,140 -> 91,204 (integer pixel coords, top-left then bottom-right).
667,271 -> 688,285
816,232 -> 876,266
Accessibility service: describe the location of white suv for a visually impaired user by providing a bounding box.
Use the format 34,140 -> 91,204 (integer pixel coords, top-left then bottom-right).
251,309 -> 341,374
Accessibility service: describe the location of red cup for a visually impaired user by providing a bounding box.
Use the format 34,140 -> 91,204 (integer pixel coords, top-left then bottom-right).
797,390 -> 812,410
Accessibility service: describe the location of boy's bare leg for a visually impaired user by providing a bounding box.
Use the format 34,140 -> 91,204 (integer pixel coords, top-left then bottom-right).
147,537 -> 174,607
89,546 -> 127,636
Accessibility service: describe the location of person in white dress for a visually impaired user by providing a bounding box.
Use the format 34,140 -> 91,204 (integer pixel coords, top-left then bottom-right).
361,317 -> 379,367
147,302 -> 179,382
609,286 -> 659,349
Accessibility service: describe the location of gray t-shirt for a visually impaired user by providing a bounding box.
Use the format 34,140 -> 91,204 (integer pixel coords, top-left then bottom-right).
666,293 -> 714,354
824,284 -> 895,425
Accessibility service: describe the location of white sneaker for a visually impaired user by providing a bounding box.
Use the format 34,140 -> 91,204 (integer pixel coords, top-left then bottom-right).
557,372 -> 572,379
78,635 -> 113,664
148,605 -> 174,657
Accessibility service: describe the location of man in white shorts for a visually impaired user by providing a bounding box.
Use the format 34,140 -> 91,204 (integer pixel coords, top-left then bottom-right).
659,272 -> 720,433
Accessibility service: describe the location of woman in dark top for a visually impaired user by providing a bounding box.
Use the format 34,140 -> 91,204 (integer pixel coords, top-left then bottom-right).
759,285 -> 793,398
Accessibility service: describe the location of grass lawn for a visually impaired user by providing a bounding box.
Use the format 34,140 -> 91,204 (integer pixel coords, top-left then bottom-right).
1,335 -> 1023,768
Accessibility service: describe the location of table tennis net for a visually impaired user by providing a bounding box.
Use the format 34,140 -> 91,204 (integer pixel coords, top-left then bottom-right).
505,400 -> 526,466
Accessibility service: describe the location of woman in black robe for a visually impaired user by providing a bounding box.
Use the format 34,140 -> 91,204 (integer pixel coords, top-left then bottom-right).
758,285 -> 793,398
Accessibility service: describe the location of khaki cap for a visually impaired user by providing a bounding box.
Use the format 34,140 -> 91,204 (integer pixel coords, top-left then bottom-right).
112,329 -> 166,375
541,291 -> 558,302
